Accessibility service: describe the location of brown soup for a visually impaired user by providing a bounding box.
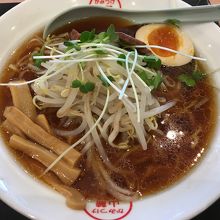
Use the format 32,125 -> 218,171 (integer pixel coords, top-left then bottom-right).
0,16 -> 217,201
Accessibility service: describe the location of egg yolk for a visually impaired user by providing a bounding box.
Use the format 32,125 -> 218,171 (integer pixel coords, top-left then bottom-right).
147,26 -> 180,57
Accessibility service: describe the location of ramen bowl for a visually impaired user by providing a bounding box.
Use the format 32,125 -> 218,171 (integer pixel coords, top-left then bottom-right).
0,0 -> 220,220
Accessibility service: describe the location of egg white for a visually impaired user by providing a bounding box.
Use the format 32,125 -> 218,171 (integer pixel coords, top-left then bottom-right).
135,24 -> 194,67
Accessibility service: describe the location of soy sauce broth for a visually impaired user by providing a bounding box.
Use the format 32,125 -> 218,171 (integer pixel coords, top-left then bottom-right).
54,16 -> 134,35
0,16 -> 217,200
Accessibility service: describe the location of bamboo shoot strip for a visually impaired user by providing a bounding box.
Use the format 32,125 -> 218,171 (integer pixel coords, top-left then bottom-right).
9,81 -> 37,120
1,119 -> 25,138
29,161 -> 86,210
54,185 -> 86,210
35,114 -> 52,134
9,135 -> 80,185
4,107 -> 81,166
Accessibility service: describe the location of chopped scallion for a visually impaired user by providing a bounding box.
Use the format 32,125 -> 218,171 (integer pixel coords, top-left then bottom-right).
117,54 -> 126,66
80,29 -> 96,43
192,71 -> 206,81
72,80 -> 95,93
84,81 -> 95,92
98,75 -> 115,87
33,52 -> 44,68
137,70 -> 163,89
64,41 -> 81,51
71,80 -> 82,88
95,50 -> 108,55
143,55 -> 161,70
178,71 -> 206,87
165,19 -> 181,28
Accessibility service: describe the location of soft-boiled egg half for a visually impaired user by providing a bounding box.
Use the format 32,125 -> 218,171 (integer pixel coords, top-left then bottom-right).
135,24 -> 194,67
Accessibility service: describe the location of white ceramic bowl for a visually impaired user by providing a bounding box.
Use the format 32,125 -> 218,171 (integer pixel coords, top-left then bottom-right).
0,0 -> 220,220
